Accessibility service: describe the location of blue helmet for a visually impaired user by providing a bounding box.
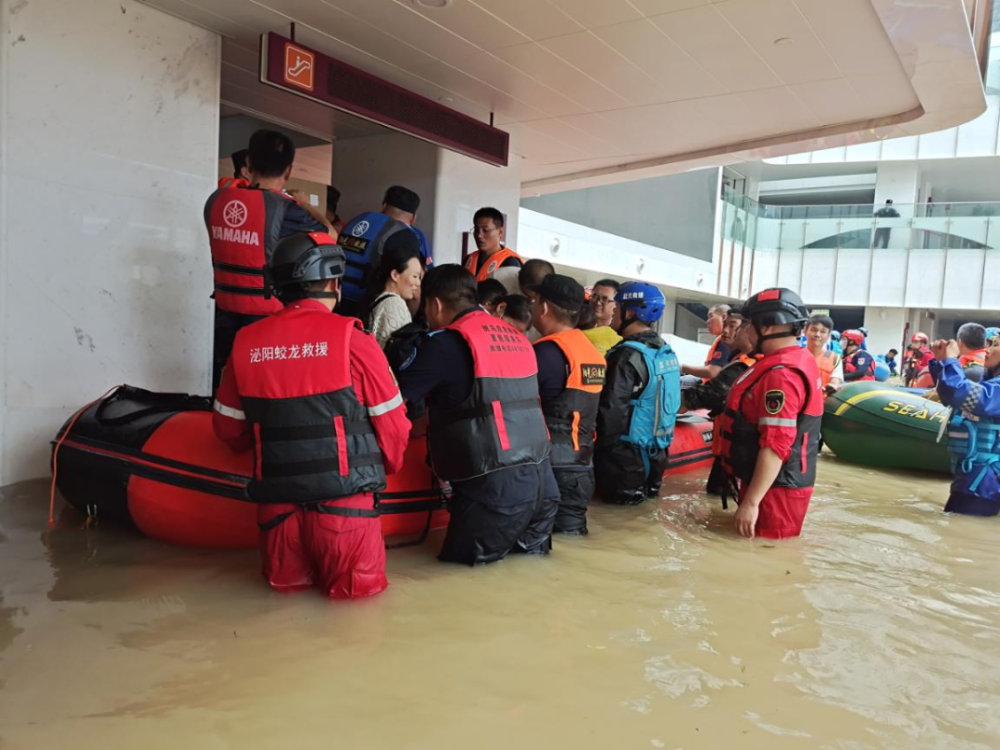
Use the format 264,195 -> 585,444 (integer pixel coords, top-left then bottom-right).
986,326 -> 1000,342
831,330 -> 841,341
616,281 -> 665,324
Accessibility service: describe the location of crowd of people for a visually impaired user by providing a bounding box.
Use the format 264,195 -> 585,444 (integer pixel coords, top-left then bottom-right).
204,129 -> 1000,601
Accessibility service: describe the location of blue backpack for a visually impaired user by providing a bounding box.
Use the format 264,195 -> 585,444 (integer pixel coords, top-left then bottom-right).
614,341 -> 681,454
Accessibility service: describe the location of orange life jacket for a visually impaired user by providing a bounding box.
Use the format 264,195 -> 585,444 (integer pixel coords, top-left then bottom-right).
705,336 -> 723,366
814,349 -> 841,387
463,247 -> 524,282
959,349 -> 987,369
534,329 -> 607,468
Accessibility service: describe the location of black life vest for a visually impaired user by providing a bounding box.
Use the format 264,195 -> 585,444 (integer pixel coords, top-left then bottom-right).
427,310 -> 550,481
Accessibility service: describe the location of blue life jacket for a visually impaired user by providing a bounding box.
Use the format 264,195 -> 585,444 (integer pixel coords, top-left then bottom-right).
946,411 -> 1000,503
339,212 -> 433,304
613,341 -> 681,455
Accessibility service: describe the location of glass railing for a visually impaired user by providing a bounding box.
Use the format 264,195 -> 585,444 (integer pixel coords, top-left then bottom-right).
719,188 -> 1000,252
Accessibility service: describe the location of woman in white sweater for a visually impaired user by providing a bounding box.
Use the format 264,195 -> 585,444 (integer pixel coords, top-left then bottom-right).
364,244 -> 425,349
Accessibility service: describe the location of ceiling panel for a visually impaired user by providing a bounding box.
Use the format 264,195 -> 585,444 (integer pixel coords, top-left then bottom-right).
630,0 -> 710,15
403,0 -> 530,51
593,19 -> 728,101
714,0 -> 842,86
539,32 -> 669,107
788,78 -> 868,127
650,5 -> 783,92
468,0 -> 584,42
545,0 -> 642,30
792,0 -> 905,78
142,0 -> 978,195
494,42 -> 631,111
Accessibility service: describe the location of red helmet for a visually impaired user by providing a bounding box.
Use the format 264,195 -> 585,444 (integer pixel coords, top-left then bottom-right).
841,329 -> 865,347
911,332 -> 929,344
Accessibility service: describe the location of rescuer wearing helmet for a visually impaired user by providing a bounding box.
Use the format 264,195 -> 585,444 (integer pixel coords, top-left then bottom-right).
716,288 -> 823,539
904,332 -> 932,386
395,264 -> 557,565
531,274 -> 607,535
212,232 -> 411,599
594,281 -> 681,505
841,329 -> 876,382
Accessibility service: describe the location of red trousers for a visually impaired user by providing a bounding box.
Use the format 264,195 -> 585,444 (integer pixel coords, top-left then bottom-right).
257,495 -> 387,599
739,484 -> 812,539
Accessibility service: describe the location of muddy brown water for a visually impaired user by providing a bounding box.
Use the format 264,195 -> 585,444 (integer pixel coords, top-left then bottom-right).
1,455 -> 998,749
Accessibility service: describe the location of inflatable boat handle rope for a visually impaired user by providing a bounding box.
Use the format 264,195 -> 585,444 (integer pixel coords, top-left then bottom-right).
49,385 -> 125,527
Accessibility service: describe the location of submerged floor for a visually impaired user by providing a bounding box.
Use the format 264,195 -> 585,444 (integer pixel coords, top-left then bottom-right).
1,456 -> 998,750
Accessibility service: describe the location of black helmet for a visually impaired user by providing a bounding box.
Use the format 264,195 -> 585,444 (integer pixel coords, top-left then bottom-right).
266,232 -> 345,301
742,288 -> 809,329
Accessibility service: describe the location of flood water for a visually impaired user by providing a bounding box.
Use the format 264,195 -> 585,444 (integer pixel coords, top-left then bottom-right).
1,455 -> 998,750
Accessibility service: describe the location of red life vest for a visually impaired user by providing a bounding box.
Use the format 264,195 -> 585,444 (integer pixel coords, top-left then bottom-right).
844,350 -> 876,381
534,328 -> 607,468
427,310 -> 550,481
229,306 -> 386,508
217,177 -> 250,190
716,346 -> 823,489
205,187 -> 295,316
463,247 -> 523,282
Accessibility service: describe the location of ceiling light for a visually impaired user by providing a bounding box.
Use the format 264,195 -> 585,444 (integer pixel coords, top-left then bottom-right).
412,0 -> 451,8
773,37 -> 794,46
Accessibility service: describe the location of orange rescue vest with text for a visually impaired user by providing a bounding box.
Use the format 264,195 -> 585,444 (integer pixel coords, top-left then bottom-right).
814,349 -> 840,387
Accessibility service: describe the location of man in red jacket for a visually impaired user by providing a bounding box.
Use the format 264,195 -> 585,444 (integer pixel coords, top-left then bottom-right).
213,232 -> 410,599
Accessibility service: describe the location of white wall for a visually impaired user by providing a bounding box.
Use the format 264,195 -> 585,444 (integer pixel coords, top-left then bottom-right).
333,132 -> 522,266
0,0 -> 220,484
863,307 -> 908,357
518,209 -> 719,298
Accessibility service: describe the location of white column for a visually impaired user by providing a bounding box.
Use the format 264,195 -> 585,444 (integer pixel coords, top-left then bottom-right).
873,162 -> 919,250
333,133 -> 522,266
0,0 -> 221,484
863,306 -> 909,356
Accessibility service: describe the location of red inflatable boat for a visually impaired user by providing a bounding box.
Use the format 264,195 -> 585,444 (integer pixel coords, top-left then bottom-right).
52,387 -> 713,549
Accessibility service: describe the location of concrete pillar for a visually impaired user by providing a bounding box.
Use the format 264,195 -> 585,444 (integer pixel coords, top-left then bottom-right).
0,0 -> 221,484
333,133 -> 522,266
863,306 -> 908,356
873,162 -> 919,249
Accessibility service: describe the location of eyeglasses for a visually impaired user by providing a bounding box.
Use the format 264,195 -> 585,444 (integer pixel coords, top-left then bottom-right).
592,296 -> 615,306
471,226 -> 499,236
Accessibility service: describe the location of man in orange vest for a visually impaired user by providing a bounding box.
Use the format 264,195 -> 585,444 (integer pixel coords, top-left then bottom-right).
464,207 -> 523,294
531,274 -> 607,535
683,303 -> 733,380
204,130 -> 333,389
803,314 -> 843,394
954,323 -> 988,383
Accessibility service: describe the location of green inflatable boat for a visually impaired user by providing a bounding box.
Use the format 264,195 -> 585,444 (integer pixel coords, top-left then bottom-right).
823,381 -> 951,474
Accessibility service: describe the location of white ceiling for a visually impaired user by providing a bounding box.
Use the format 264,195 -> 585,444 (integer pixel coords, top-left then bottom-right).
142,0 -> 989,194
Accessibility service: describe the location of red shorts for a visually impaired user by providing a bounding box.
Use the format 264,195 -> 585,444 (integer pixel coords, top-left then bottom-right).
740,485 -> 812,539
257,494 -> 387,599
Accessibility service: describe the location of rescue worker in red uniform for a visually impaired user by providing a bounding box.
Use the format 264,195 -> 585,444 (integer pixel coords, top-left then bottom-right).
531,274 -> 606,535
717,288 -> 823,539
395,264 -> 557,565
212,233 -> 410,598
903,332 -> 932,386
464,207 -> 523,294
841,329 -> 876,382
205,130 -> 333,390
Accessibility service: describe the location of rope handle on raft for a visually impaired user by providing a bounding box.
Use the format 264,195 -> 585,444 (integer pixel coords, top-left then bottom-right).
49,385 -> 125,527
